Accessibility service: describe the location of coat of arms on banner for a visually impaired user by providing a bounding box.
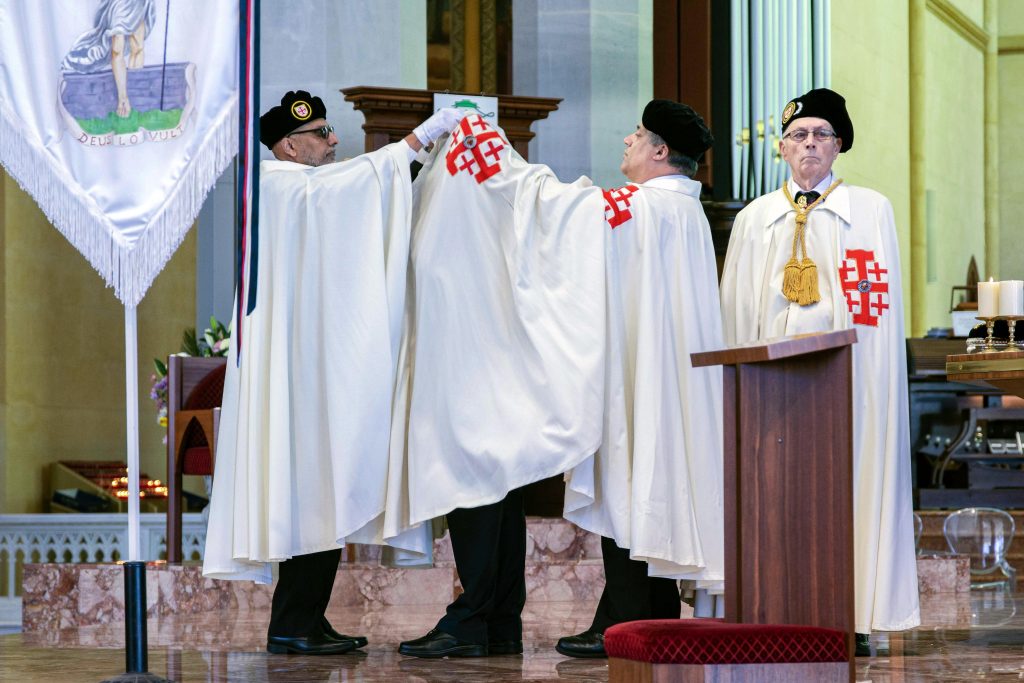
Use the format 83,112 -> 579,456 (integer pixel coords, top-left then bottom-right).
57,0 -> 196,147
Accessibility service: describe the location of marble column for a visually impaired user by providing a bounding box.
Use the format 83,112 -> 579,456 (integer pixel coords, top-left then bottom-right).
513,0 -> 653,187
195,3 -> 428,347
259,0 -> 427,161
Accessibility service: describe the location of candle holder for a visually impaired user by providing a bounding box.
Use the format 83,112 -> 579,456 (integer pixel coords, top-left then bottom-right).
1004,315 -> 1023,352
976,317 -> 999,352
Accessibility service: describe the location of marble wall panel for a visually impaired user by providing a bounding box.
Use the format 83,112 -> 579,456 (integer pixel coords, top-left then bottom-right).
21,564 -> 79,632
432,531 -> 455,564
22,519 -> 608,633
328,566 -> 457,608
159,564 -> 269,615
525,560 -> 605,603
527,518 -> 601,562
75,566 -> 128,626
917,554 -> 971,594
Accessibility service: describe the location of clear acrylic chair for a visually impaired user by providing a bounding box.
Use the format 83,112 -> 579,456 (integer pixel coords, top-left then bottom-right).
914,512 -> 924,554
943,507 -> 1017,590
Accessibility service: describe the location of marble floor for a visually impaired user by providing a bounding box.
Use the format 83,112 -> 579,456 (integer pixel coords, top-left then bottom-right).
3,592 -> 1024,682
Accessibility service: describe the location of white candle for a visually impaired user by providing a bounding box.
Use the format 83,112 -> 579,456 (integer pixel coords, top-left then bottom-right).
979,279 -> 1000,318
999,280 -> 1024,316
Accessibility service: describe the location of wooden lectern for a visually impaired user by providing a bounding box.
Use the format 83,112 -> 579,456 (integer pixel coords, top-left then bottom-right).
692,329 -> 857,657
341,86 -> 560,160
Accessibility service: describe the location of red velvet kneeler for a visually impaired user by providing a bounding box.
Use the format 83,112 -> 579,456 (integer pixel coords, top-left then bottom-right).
605,619 -> 850,683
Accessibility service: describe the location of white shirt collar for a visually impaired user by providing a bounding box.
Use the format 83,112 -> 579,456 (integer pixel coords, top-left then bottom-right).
764,174 -> 851,226
639,174 -> 702,198
786,172 -> 834,198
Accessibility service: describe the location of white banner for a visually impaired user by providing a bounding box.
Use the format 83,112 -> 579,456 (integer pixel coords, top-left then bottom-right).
0,0 -> 238,305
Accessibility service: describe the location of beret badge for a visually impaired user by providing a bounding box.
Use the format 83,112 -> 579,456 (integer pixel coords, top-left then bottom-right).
260,90 -> 328,149
291,101 -> 312,121
781,101 -> 799,126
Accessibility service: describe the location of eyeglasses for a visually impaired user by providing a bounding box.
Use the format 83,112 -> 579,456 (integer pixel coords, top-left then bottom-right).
783,128 -> 836,143
287,124 -> 334,140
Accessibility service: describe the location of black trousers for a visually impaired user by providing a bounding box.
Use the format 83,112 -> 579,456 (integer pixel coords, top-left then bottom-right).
267,547 -> 342,638
589,536 -> 681,633
437,488 -> 527,645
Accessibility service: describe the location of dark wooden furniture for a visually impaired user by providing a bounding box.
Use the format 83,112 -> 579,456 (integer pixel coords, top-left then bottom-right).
166,355 -> 226,562
947,350 -> 1024,400
692,330 -> 856,670
341,85 -> 560,160
922,350 -> 1024,509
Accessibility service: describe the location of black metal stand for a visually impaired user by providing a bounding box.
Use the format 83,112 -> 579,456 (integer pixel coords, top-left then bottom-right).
100,562 -> 172,683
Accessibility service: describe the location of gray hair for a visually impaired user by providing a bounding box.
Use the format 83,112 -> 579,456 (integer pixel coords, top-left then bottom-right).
647,131 -> 699,176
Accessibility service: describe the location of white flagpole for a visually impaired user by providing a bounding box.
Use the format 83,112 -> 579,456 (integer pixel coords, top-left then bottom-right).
125,305 -> 141,562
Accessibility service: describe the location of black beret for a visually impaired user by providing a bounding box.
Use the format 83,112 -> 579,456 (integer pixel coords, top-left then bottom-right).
781,88 -> 854,153
259,90 -> 327,149
642,100 -> 714,161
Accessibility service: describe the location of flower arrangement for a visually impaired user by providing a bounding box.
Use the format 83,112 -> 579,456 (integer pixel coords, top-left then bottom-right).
150,317 -> 231,441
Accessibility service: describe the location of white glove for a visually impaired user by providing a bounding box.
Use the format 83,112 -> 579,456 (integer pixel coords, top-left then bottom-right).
413,107 -> 471,146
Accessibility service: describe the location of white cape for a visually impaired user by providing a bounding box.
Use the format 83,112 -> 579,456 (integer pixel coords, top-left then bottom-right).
720,182 -> 920,632
564,176 -> 725,586
203,143 -> 429,583
385,117 -> 724,591
383,115 -> 608,533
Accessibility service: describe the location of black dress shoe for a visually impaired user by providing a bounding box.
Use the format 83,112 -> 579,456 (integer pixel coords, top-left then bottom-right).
267,632 -> 357,655
321,616 -> 368,648
398,629 -> 488,658
488,639 -> 523,655
855,632 -> 871,657
556,631 -> 606,658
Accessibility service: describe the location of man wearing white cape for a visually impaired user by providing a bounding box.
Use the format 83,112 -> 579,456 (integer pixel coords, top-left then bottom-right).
556,100 -> 724,659
394,104 -> 723,659
202,90 -> 465,656
719,88 -> 919,657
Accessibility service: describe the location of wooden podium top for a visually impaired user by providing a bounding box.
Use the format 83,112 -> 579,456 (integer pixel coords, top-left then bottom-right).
691,329 -> 857,368
946,349 -> 1024,399
341,86 -> 561,158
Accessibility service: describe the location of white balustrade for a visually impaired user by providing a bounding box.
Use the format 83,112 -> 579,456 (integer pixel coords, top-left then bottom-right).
0,512 -> 206,627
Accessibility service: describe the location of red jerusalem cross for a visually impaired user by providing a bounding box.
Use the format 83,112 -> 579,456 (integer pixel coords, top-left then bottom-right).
445,114 -> 505,184
838,248 -> 890,327
603,184 -> 639,228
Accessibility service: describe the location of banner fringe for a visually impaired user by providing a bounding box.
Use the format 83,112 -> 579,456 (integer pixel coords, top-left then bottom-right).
0,100 -> 237,307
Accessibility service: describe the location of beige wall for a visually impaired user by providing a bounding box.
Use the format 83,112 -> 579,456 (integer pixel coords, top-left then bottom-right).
830,0 -> 913,332
999,1 -> 1024,282
832,0 -> 1009,336
921,7 -> 986,321
1,171 -> 196,513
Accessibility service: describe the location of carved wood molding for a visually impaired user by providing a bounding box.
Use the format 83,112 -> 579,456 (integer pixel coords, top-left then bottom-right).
926,0 -> 988,51
341,86 -> 561,161
1000,35 -> 1024,55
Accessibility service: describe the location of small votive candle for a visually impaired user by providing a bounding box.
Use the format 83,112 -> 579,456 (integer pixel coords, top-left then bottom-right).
979,278 -> 1000,317
999,280 -> 1024,316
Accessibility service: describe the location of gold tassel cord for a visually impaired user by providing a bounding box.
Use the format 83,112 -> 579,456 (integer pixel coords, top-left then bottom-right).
780,179 -> 843,306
